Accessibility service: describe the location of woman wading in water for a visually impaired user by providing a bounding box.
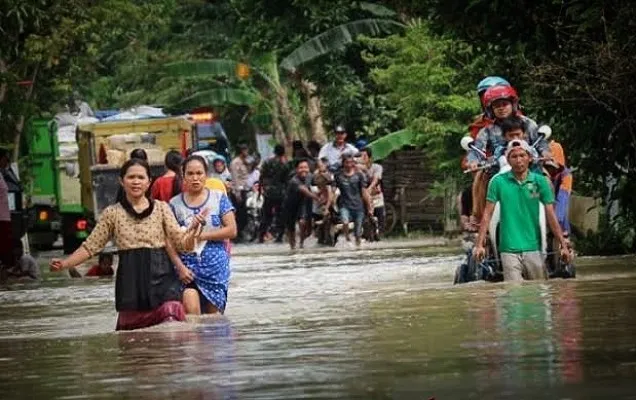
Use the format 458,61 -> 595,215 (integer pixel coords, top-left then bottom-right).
170,155 -> 237,315
50,159 -> 204,330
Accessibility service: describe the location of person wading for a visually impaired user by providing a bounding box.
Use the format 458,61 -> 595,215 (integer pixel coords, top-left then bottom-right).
258,144 -> 288,243
473,140 -> 572,281
50,159 -> 203,330
334,154 -> 372,246
170,155 -> 237,315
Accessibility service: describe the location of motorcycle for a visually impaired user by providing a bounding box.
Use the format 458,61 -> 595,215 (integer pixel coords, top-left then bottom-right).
455,125 -> 575,284
243,185 -> 264,243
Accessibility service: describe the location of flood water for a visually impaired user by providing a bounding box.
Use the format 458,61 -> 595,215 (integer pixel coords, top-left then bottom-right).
1,241 -> 636,399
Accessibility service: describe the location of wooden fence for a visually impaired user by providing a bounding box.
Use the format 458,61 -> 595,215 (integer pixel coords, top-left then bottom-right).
379,148 -> 448,233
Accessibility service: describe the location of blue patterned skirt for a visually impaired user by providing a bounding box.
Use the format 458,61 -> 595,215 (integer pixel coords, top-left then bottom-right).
181,242 -> 231,313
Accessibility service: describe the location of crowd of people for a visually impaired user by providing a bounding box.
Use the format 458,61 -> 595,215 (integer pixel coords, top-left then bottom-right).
257,126 -> 386,249
45,123 -> 387,330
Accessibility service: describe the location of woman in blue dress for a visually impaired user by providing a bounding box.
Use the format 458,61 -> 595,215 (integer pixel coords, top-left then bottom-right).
170,155 -> 237,315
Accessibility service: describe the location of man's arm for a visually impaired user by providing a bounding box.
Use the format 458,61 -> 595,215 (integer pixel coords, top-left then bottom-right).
299,185 -> 320,202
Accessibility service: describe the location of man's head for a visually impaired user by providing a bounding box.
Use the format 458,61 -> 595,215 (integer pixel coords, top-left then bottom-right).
334,125 -> 347,145
317,157 -> 329,172
0,148 -> 10,169
238,143 -> 249,158
360,148 -> 373,165
212,155 -> 226,173
295,159 -> 310,179
273,144 -> 285,158
314,172 -> 330,188
500,116 -> 527,142
342,154 -> 356,171
505,139 -> 533,174
307,140 -> 321,157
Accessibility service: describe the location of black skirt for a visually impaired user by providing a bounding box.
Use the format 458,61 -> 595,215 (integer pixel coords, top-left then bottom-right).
115,247 -> 182,312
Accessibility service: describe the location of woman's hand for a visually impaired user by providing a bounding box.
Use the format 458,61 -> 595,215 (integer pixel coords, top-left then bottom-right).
177,265 -> 195,284
187,208 -> 211,233
50,259 -> 66,272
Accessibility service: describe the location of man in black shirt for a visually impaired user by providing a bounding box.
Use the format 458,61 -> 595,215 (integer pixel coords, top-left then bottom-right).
258,144 -> 289,242
334,154 -> 372,246
283,159 -> 321,249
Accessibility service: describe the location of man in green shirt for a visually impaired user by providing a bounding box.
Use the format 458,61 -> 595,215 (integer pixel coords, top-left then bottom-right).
474,139 -> 571,281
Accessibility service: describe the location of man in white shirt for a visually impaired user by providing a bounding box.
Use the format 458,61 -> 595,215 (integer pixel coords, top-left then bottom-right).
318,125 -> 358,170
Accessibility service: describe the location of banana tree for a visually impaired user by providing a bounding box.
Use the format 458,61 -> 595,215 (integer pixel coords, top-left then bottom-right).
163,55 -> 297,146
164,13 -> 404,145
279,18 -> 405,143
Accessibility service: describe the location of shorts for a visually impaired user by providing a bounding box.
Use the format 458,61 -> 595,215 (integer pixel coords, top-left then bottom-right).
501,251 -> 547,281
339,207 -> 364,237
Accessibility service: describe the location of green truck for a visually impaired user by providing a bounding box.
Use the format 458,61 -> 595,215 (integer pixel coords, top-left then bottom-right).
24,118 -> 90,254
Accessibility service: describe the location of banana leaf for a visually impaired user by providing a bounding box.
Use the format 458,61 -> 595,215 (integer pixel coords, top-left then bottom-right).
358,2 -> 397,17
279,19 -> 405,72
172,88 -> 260,109
367,129 -> 418,161
164,59 -> 240,79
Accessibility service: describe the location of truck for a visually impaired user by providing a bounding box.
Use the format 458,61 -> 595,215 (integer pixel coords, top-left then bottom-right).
24,116 -> 91,254
189,107 -> 232,163
76,115 -> 194,220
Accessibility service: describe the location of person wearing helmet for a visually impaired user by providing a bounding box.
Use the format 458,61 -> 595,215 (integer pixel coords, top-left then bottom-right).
318,125 -> 358,171
209,154 -> 232,191
355,138 -> 368,150
467,85 -> 550,222
468,85 -> 549,167
460,77 -> 511,171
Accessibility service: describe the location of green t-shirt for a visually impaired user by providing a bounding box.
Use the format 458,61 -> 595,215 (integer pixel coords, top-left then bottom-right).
486,171 -> 554,253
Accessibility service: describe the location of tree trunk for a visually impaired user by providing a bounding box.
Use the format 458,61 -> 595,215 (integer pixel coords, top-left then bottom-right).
275,85 -> 299,144
300,79 -> 327,144
11,65 -> 38,161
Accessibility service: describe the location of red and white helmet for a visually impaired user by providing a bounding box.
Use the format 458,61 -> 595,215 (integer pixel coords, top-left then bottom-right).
482,85 -> 519,109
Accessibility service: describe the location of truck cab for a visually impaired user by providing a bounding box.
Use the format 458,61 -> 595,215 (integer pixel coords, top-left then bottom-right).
190,108 -> 232,163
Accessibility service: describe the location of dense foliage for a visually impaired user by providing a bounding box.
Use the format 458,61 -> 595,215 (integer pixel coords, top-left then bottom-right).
1,0 -> 635,247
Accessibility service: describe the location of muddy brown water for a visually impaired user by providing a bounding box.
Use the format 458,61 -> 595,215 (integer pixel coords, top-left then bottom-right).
1,242 -> 636,399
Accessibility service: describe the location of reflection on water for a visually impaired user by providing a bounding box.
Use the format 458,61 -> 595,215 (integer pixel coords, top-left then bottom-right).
1,247 -> 636,399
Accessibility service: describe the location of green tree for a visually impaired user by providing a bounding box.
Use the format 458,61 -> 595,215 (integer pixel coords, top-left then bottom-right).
0,0 -> 176,158
363,22 -> 479,174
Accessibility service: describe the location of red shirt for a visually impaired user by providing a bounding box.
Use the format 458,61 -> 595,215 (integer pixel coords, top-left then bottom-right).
151,175 -> 180,202
85,265 -> 114,277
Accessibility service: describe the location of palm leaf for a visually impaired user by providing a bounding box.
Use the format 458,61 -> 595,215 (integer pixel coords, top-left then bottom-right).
367,129 -> 418,161
164,59 -> 240,79
279,19 -> 405,72
173,88 -> 261,109
358,2 -> 397,18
